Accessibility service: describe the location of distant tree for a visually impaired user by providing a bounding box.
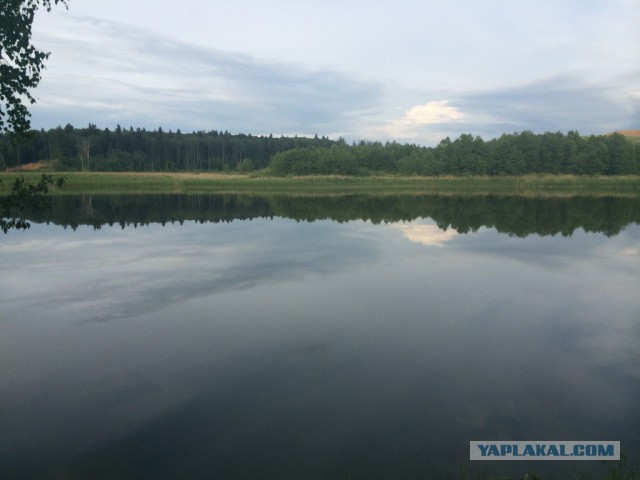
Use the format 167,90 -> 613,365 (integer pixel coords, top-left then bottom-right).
606,133 -> 636,174
1,0 -> 69,136
237,158 -> 254,173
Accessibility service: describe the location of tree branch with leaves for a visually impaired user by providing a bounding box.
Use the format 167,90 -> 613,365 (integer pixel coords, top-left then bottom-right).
0,173 -> 64,233
1,1 -> 67,232
1,0 -> 68,136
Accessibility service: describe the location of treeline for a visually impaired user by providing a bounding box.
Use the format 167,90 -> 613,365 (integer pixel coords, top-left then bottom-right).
270,131 -> 638,176
0,124 -> 337,172
0,125 -> 637,176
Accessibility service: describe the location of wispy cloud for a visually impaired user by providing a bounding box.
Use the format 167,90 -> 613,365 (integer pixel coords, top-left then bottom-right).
32,16 -> 383,135
455,72 -> 640,136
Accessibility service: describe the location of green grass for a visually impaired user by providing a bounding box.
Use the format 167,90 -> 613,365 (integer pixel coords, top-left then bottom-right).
1,171 -> 640,196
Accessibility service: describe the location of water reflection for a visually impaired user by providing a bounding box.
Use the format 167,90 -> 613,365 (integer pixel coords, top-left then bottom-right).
390,222 -> 459,246
1,195 -> 639,479
3,219 -> 376,324
17,193 -> 640,237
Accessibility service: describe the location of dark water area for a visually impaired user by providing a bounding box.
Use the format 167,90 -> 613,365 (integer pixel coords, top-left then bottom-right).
1,194 -> 639,479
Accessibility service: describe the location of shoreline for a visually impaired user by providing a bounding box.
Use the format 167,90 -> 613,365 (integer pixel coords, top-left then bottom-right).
1,171 -> 640,196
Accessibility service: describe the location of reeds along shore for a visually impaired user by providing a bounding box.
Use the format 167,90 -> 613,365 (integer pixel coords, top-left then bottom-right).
1,172 -> 640,196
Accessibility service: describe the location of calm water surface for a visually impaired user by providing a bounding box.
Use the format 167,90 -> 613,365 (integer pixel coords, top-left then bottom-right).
1,195 -> 639,479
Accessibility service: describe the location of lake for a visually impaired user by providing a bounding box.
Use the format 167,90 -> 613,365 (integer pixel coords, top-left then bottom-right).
1,194 -> 639,479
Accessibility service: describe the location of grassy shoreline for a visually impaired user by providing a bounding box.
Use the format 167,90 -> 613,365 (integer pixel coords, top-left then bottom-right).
1,171 -> 640,196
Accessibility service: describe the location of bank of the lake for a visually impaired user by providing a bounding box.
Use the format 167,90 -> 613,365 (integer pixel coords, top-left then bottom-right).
1,172 -> 640,196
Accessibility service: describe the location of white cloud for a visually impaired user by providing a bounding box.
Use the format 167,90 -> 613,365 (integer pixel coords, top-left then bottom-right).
360,100 -> 467,143
403,101 -> 466,125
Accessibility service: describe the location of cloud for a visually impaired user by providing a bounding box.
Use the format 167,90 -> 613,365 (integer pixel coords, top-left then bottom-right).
454,72 -> 640,136
362,100 -> 467,142
403,101 -> 465,125
30,15 -> 383,136
359,69 -> 640,145
29,4 -> 640,145
390,222 -> 458,247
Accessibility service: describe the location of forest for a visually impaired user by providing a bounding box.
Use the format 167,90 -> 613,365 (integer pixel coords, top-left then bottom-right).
0,125 -> 637,176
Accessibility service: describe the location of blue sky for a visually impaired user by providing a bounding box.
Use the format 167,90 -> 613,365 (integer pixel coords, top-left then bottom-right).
30,0 -> 639,145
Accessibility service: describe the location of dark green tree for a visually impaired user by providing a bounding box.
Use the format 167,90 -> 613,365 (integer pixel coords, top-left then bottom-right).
1,0 -> 68,136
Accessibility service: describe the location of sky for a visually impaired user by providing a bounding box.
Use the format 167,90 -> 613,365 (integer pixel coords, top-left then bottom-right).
30,0 -> 640,145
